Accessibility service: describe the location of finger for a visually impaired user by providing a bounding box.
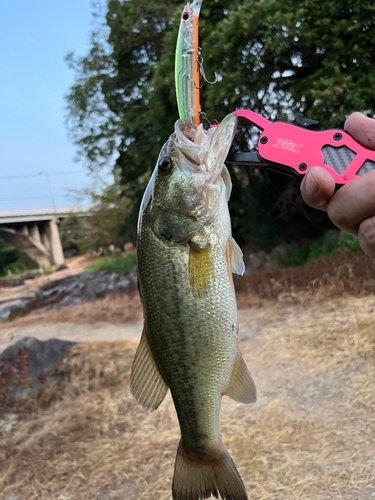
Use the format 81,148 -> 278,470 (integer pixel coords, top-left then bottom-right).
300,167 -> 335,211
358,216 -> 375,258
327,170 -> 375,235
344,112 -> 375,150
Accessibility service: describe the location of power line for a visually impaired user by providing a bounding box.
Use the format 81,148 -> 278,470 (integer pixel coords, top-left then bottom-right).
0,194 -> 88,202
0,170 -> 85,180
0,187 -> 78,193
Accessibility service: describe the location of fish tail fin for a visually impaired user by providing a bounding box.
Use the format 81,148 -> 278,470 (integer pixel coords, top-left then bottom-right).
172,440 -> 248,500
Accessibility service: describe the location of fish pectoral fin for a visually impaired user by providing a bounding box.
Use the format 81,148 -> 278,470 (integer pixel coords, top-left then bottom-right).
189,240 -> 213,298
224,351 -> 257,404
230,238 -> 245,276
130,328 -> 168,411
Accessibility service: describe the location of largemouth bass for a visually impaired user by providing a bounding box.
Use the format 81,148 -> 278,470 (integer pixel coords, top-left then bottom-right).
131,113 -> 256,500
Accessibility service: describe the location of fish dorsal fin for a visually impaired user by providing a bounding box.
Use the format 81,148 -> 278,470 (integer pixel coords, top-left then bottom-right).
130,329 -> 169,411
230,238 -> 245,276
224,350 -> 257,404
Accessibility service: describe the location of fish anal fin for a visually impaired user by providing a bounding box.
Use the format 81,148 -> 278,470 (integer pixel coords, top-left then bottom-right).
189,240 -> 213,298
130,328 -> 168,411
224,351 -> 257,404
230,238 -> 245,276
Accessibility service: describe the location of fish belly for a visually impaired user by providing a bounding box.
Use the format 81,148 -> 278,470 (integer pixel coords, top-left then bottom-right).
137,222 -> 238,455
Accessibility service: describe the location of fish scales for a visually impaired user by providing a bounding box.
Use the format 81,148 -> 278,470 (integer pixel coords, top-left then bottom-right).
138,202 -> 237,452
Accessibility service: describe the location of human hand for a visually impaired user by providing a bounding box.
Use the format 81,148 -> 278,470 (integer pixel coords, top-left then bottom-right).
300,112 -> 375,258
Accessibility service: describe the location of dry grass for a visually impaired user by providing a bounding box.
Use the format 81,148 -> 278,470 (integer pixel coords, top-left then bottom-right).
1,294 -> 375,499
0,291 -> 143,331
235,251 -> 375,307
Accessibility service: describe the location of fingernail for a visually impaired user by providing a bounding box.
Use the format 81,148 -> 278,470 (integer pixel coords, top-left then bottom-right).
305,172 -> 318,194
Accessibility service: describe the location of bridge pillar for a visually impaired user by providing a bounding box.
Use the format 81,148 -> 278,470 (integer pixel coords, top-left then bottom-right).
20,225 -> 29,236
40,223 -> 51,253
29,224 -> 41,244
49,218 -> 64,265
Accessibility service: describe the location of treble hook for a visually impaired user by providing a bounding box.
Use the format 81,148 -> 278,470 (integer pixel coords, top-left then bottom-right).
194,47 -> 219,90
199,110 -> 219,127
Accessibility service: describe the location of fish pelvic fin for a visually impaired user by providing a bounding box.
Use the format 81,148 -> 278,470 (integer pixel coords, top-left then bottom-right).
172,440 -> 248,500
130,328 -> 168,411
225,239 -> 245,280
224,351 -> 257,404
230,238 -> 245,276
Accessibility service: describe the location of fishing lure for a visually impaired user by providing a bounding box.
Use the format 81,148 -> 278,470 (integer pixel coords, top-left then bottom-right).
175,0 -> 203,126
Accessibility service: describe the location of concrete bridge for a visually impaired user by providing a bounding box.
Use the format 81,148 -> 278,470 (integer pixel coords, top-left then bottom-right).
0,207 -> 90,268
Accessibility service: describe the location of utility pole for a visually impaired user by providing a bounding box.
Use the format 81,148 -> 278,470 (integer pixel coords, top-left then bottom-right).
39,171 -> 57,216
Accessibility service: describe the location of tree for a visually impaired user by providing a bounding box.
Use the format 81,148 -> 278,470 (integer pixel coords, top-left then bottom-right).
66,0 -> 375,248
60,177 -> 135,254
0,239 -> 36,277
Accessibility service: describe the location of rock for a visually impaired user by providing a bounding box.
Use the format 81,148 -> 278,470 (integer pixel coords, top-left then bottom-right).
323,229 -> 340,247
0,297 -> 36,321
22,269 -> 43,281
0,337 -> 76,400
0,278 -> 24,288
95,282 -> 108,298
269,243 -> 289,263
116,277 -> 133,294
56,264 -> 68,272
269,242 -> 298,266
248,251 -> 267,272
0,268 -> 138,321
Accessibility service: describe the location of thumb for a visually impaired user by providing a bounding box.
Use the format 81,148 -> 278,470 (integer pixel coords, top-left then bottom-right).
300,167 -> 336,211
344,112 -> 375,150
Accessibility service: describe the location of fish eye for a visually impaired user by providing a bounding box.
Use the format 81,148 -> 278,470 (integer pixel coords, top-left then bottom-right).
158,156 -> 172,173
182,12 -> 189,20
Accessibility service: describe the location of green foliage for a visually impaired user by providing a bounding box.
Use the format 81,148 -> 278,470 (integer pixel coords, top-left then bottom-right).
60,178 -> 135,254
282,231 -> 363,268
84,254 -> 137,274
65,0 -> 375,248
0,239 -> 19,274
337,231 -> 362,253
0,239 -> 37,278
42,267 -> 56,276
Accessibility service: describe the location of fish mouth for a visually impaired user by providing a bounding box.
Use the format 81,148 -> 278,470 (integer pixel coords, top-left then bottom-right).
172,114 -> 237,181
172,120 -> 215,174
178,121 -> 197,143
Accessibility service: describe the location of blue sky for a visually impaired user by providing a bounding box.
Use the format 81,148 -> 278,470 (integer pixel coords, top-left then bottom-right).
0,1 -> 105,209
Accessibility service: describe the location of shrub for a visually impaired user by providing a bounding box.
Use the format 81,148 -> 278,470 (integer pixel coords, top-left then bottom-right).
84,254 -> 136,275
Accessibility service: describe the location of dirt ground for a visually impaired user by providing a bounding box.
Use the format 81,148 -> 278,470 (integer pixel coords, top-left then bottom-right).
0,289 -> 374,500
0,255 -> 95,308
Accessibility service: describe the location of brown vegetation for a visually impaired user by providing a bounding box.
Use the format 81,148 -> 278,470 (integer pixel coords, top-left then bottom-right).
0,292 -> 374,499
0,291 -> 143,331
235,251 -> 375,307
